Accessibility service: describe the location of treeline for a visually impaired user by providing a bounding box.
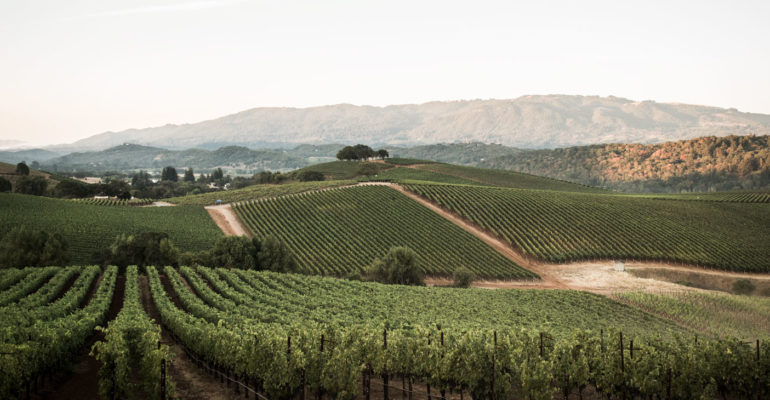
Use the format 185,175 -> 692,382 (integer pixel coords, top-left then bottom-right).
480,135 -> 770,192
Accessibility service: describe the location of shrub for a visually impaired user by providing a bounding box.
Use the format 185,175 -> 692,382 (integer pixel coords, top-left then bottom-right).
296,170 -> 325,182
14,175 -> 48,196
99,232 -> 179,268
732,279 -> 756,295
367,247 -> 423,285
453,267 -> 475,288
0,177 -> 11,193
0,227 -> 68,268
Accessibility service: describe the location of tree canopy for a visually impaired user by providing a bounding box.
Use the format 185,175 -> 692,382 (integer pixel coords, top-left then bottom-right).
183,168 -> 195,182
0,177 -> 11,193
0,227 -> 68,268
14,176 -> 48,196
15,162 -> 30,176
161,166 -> 179,182
367,246 -> 423,285
336,144 -> 376,161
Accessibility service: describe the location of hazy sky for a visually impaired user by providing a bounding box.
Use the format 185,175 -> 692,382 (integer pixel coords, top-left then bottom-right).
1,0 -> 769,146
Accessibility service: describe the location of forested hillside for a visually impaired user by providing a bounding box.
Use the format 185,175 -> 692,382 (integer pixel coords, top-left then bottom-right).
481,135 -> 770,192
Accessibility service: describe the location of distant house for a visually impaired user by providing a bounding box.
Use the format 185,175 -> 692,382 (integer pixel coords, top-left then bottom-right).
208,182 -> 219,189
94,195 -> 109,199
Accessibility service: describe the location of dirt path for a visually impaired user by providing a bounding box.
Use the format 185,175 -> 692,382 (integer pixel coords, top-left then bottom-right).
139,275 -> 243,400
205,204 -> 252,237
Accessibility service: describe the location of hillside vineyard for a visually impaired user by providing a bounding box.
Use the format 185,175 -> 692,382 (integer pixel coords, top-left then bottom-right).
404,184 -> 770,271
233,185 -> 536,279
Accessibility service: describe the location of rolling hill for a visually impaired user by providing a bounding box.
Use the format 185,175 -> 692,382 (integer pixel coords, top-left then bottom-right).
62,95 -> 770,151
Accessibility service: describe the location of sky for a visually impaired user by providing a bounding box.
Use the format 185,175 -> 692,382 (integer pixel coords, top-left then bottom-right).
1,0 -> 769,146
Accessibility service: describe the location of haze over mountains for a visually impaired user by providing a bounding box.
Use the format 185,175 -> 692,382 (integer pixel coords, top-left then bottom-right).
62,95 -> 770,151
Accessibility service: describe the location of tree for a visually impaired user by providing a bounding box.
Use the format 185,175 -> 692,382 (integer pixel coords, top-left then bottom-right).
336,146 -> 357,161
55,180 -> 92,198
117,191 -> 132,200
15,162 -> 30,176
100,232 -> 179,268
209,236 -> 258,269
30,161 -> 40,169
336,144 -> 375,161
0,177 -> 11,193
161,166 -> 178,182
453,267 -> 475,288
131,171 -> 153,190
377,149 -> 389,159
212,168 -> 224,181
0,227 -> 68,268
257,235 -> 298,273
296,170 -> 325,182
15,176 -> 48,196
183,168 -> 195,182
366,246 -> 423,285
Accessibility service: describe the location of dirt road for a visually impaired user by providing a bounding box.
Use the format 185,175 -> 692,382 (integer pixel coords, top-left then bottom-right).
205,204 -> 252,237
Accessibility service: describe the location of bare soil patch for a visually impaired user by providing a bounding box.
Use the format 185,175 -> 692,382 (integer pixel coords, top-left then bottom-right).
206,204 -> 252,237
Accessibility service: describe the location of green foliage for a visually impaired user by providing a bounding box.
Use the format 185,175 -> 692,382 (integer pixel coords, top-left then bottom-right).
14,175 -> 48,195
406,183 -> 770,272
161,166 -> 178,182
453,267 -> 475,288
376,149 -> 389,159
373,167 -> 481,184
210,236 -> 258,269
367,247 -> 423,285
233,185 -> 535,279
0,193 -> 221,264
296,170 -> 325,182
257,235 -> 298,273
356,162 -> 380,177
131,170 -> 152,189
15,162 -> 29,176
71,197 -> 153,206
0,177 -> 12,192
165,179 -> 354,206
91,266 -> 174,399
0,266 -> 118,399
414,163 -> 604,192
615,291 -> 770,340
146,267 -> 770,400
0,227 -> 68,268
336,144 -> 376,161
100,232 -> 179,268
732,279 -> 756,295
183,168 -> 195,182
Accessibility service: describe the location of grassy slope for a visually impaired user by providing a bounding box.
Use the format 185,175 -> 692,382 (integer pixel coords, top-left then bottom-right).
0,193 -> 222,264
406,184 -> 770,272
296,160 -> 394,180
233,185 -> 536,279
165,180 -> 355,206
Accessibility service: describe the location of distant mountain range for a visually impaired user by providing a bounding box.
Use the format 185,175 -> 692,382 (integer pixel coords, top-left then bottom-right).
56,95 -> 770,151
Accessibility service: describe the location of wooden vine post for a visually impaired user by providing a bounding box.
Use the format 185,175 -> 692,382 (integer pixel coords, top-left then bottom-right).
160,358 -> 166,400
383,329 -> 389,400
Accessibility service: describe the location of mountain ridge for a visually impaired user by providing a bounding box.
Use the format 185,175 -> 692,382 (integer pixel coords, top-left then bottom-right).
59,95 -> 770,151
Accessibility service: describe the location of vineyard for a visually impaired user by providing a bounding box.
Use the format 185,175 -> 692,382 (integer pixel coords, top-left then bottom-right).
146,266 -> 769,400
165,179 -> 355,206
369,167 -> 482,185
634,191 -> 770,203
233,185 -> 535,279
0,265 -> 768,399
70,197 -> 154,206
0,193 -> 223,264
404,183 -> 770,272
412,163 -> 606,193
614,291 -> 770,341
0,265 -> 117,399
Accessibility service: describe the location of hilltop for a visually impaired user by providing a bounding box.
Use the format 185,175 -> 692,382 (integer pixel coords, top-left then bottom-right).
60,95 -> 770,151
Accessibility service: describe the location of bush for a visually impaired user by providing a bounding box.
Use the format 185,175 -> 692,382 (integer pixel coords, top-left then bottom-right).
453,267 -> 475,288
0,227 -> 68,268
257,235 -> 298,273
367,247 -> 423,285
14,175 -> 48,196
296,170 -> 325,182
16,162 -> 30,176
0,177 -> 11,193
732,279 -> 756,295
210,236 -> 259,269
99,232 -> 179,268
